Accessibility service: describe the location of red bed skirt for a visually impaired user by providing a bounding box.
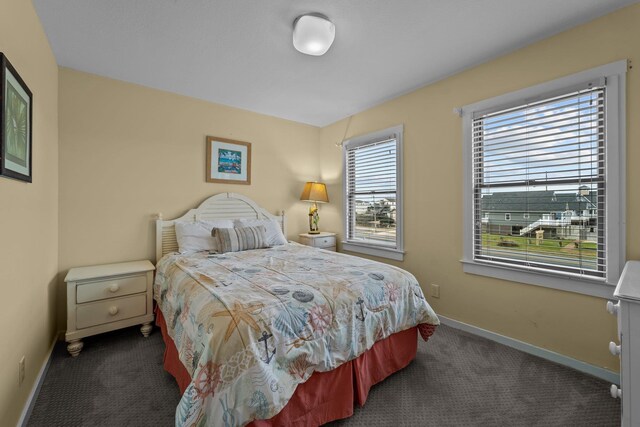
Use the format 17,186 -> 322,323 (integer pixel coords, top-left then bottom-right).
156,308 -> 421,426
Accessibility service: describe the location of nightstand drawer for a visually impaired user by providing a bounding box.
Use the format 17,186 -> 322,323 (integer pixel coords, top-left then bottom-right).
314,236 -> 336,248
299,233 -> 337,252
76,294 -> 147,329
76,274 -> 147,304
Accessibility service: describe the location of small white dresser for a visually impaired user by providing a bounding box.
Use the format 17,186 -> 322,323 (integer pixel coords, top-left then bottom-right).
299,232 -> 337,252
65,260 -> 155,357
607,261 -> 640,426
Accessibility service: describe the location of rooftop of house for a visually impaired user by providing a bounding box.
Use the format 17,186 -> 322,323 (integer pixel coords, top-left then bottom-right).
481,189 -> 597,213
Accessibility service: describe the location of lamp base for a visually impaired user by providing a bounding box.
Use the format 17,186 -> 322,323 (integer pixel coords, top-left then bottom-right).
308,230 -> 320,235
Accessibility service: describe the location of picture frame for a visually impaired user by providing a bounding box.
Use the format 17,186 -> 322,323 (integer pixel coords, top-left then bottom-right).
0,53 -> 33,183
206,136 -> 251,185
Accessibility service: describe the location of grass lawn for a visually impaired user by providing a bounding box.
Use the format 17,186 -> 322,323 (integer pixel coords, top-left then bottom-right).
480,233 -> 597,259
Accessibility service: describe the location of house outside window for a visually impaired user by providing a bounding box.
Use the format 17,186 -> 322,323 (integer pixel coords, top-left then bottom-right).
461,61 -> 626,298
343,125 -> 404,261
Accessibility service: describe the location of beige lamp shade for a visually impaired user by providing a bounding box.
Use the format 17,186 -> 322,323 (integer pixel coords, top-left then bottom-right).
300,182 -> 329,203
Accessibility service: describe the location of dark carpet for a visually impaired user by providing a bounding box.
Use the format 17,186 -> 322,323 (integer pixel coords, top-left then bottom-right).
26,324 -> 619,426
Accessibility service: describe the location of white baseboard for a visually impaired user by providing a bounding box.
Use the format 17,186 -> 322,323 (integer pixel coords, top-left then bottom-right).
17,331 -> 62,427
438,315 -> 620,385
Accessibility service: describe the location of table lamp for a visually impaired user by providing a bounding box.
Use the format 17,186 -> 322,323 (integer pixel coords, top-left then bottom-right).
300,182 -> 329,234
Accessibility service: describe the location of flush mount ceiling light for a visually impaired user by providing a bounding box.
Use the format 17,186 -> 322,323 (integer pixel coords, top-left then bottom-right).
293,14 -> 335,56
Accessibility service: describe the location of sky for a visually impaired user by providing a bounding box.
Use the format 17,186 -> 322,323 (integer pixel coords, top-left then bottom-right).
477,87 -> 604,194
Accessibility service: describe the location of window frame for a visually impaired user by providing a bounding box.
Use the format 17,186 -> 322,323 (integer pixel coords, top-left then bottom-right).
342,124 -> 404,261
461,61 -> 627,298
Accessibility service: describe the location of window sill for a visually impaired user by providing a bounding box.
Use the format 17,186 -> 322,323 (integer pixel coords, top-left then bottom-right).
342,242 -> 405,261
461,259 -> 614,299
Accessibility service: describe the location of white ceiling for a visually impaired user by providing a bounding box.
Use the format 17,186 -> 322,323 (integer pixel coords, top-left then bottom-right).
34,0 -> 638,127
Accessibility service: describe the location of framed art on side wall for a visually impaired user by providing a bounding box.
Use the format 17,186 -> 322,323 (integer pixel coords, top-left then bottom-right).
0,53 -> 32,183
206,136 -> 251,185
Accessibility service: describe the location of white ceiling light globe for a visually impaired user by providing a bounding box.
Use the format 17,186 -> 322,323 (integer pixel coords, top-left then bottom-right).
293,14 -> 335,56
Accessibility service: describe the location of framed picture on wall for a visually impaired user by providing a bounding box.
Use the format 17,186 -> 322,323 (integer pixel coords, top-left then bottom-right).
206,136 -> 251,185
0,53 -> 33,183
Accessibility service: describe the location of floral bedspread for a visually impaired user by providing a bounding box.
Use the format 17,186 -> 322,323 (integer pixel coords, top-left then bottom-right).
154,242 -> 439,427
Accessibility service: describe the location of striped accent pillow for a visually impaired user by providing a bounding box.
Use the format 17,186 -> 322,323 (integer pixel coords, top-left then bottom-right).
212,226 -> 268,253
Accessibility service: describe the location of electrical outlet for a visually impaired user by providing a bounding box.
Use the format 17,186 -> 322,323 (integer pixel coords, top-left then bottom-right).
19,356 -> 25,386
430,284 -> 440,298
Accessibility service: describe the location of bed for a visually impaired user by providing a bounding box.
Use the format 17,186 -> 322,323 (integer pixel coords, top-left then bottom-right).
154,193 -> 439,426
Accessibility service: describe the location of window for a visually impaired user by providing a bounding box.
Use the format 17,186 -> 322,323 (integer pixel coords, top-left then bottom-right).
462,61 -> 626,298
343,125 -> 404,261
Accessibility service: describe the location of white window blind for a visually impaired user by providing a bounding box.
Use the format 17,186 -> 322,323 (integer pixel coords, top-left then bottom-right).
473,84 -> 606,278
345,137 -> 399,248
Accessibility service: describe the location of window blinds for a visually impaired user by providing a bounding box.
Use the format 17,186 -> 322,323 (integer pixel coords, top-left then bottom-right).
472,85 -> 606,277
346,138 -> 398,247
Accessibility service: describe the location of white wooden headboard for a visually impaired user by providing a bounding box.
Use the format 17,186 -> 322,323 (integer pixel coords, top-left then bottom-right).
155,192 -> 285,262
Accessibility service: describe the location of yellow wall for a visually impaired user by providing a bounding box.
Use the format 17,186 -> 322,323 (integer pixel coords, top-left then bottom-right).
319,4 -> 640,371
0,0 -> 59,424
58,68 -> 320,327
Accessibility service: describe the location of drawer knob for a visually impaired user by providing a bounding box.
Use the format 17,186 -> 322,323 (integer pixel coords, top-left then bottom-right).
109,283 -> 120,293
108,306 -> 119,316
609,341 -> 621,356
610,384 -> 622,399
606,301 -> 619,315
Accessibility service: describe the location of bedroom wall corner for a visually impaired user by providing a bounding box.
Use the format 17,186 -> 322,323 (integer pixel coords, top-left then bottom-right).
0,0 -> 59,425
57,69 -> 321,329
319,2 -> 640,371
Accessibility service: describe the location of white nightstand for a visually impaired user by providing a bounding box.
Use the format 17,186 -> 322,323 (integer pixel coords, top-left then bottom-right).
299,232 -> 337,252
64,260 -> 155,357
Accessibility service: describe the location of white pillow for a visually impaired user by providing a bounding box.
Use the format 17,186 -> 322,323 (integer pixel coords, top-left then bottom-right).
233,218 -> 287,246
174,220 -> 234,253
